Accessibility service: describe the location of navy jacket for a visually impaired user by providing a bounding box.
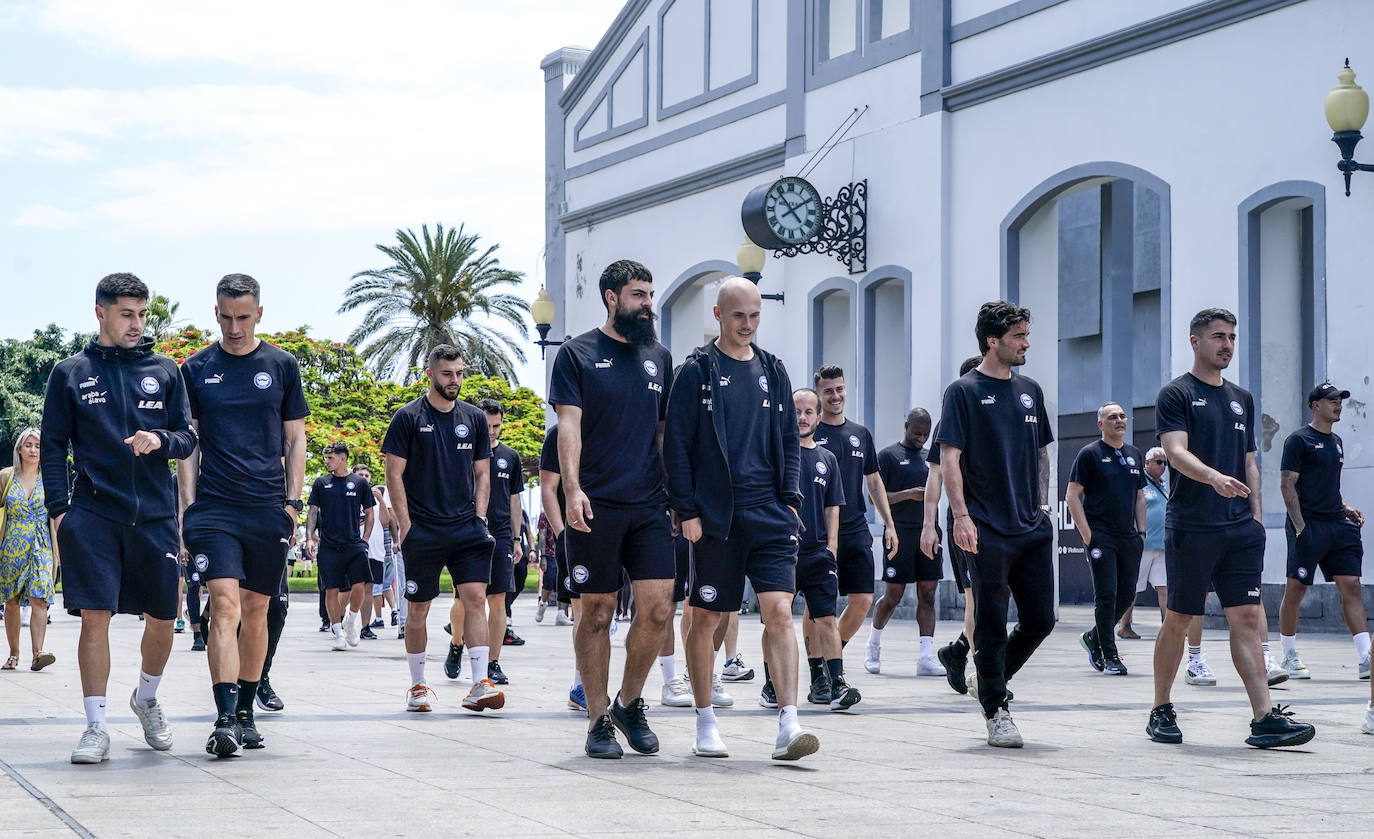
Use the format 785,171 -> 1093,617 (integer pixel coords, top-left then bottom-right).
41,337 -> 198,524
664,343 -> 801,539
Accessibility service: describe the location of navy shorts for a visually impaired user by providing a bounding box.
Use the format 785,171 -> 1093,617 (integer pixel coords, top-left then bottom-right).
182,501 -> 293,597
883,524 -> 941,584
1286,518 -> 1362,584
58,506 -> 181,621
563,502 -> 674,595
401,518 -> 494,602
690,501 -> 797,612
1165,519 -> 1265,614
317,542 -> 370,591
836,525 -> 875,595
487,537 -> 515,596
672,534 -> 691,603
795,547 -> 839,619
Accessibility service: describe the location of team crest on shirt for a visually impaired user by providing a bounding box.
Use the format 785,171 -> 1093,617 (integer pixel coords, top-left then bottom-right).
572,565 -> 589,584
1229,401 -> 1243,416
497,457 -> 509,469
456,424 -> 470,438
1126,456 -> 1137,467
848,435 -> 860,448
698,585 -> 718,603
643,359 -> 658,377
254,371 -> 273,390
405,580 -> 418,595
1019,393 -> 1034,409
194,554 -> 209,572
757,375 -> 768,391
1089,547 -> 1102,560
139,376 -> 159,394
816,461 -> 828,476
1297,567 -> 1307,580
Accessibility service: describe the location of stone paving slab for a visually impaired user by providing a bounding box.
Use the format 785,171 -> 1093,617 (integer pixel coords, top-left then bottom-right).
1,599 -> 1372,838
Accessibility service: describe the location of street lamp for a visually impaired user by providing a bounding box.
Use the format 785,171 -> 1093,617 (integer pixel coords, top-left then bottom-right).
1326,59 -> 1372,196
531,287 -> 567,359
737,239 -> 783,302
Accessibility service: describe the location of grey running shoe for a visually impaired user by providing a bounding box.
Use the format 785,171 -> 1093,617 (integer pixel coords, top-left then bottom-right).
721,656 -> 754,681
986,708 -> 1024,748
1281,649 -> 1310,679
129,690 -> 173,751
1184,656 -> 1217,686
70,724 -> 110,764
771,726 -> 819,761
236,711 -> 264,749
205,714 -> 242,758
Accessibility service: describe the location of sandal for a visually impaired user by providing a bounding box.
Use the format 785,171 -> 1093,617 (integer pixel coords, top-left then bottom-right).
1117,626 -> 1141,640
2,655 -> 17,671
31,651 -> 55,671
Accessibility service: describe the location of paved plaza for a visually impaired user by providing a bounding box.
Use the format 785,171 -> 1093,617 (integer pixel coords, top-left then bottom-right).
1,598 -> 1372,838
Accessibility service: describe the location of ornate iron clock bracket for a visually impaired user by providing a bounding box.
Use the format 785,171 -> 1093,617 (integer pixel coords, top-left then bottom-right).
773,179 -> 866,274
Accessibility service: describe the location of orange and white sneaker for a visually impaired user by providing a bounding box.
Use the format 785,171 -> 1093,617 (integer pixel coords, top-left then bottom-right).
462,679 -> 505,712
406,683 -> 436,712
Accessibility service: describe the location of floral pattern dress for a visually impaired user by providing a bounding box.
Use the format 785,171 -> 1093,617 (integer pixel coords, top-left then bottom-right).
0,476 -> 55,602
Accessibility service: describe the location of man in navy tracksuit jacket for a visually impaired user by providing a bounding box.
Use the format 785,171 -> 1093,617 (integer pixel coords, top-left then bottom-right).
663,277 -> 816,762
40,273 -> 198,765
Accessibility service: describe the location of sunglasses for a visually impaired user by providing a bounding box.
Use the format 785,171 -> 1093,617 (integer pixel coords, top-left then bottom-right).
1148,459 -> 1166,465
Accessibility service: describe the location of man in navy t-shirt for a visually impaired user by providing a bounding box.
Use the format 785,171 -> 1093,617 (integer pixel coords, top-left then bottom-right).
306,442 -> 375,649
1147,308 -> 1313,749
936,301 -> 1054,748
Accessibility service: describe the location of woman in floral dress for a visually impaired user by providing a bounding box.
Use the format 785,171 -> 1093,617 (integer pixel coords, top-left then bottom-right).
1,428 -> 58,671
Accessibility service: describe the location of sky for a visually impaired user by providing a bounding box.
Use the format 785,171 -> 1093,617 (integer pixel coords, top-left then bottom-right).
0,0 -> 627,395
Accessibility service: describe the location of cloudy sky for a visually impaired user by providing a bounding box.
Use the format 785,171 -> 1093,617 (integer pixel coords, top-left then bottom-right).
0,0 -> 626,393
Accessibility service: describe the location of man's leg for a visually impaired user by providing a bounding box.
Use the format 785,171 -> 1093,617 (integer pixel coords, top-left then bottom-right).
1278,577 -> 1306,639
1152,608 -> 1193,708
1086,545 -> 1118,666
457,580 -> 493,690
723,610 -> 741,663
970,533 -> 1013,719
206,578 -> 244,688
77,610 -> 113,706
618,578 -> 673,704
349,581 -> 368,615
325,588 -> 343,624
1002,532 -> 1055,684
1334,575 -> 1369,636
236,591 -> 270,681
262,592 -> 286,679
404,599 -> 431,655
838,592 -> 872,645
870,582 -> 903,630
1224,603 -> 1273,720
575,592 -> 616,721
916,579 -> 938,638
485,592 -> 506,662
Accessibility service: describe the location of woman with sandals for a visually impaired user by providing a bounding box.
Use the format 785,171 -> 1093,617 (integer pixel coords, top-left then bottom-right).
1,427 -> 59,671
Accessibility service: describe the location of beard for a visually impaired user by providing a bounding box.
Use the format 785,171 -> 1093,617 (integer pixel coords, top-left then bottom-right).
614,307 -> 658,347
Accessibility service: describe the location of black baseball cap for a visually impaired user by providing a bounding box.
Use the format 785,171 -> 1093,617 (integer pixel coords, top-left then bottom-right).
1307,383 -> 1350,405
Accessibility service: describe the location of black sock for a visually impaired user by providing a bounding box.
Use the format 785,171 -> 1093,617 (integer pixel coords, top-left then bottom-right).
807,657 -> 824,682
955,633 -> 970,651
825,658 -> 845,686
212,683 -> 239,718
236,680 -> 258,716
763,661 -> 771,682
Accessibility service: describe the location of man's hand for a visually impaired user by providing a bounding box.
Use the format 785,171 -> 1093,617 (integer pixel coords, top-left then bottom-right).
307,538 -> 319,558
124,430 -> 162,456
920,523 -> 938,559
178,544 -> 190,566
397,522 -> 410,547
54,512 -> 66,533
566,489 -> 594,532
1346,505 -> 1365,527
680,517 -> 702,543
953,514 -> 978,554
1208,471 -> 1250,499
883,528 -> 898,560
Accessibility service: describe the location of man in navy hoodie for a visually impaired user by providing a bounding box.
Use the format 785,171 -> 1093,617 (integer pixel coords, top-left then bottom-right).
664,277 -> 817,761
41,273 -> 198,765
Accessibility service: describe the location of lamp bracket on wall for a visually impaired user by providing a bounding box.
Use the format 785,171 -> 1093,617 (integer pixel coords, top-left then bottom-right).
774,179 -> 866,274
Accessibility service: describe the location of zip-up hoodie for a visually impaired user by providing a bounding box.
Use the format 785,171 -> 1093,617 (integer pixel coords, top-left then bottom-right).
664,342 -> 801,540
41,336 -> 198,524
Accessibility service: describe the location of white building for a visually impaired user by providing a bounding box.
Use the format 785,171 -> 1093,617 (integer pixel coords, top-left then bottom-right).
540,0 -> 1374,614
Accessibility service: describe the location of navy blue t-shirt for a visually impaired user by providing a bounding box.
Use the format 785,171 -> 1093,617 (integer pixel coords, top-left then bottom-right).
181,341 -> 309,505
1155,373 -> 1256,531
539,424 -> 566,520
798,444 -> 844,553
308,473 -> 375,546
489,441 -> 524,539
1280,425 -> 1346,522
1068,439 -> 1146,536
935,370 -> 1053,537
713,347 -> 775,508
877,442 -> 928,528
548,328 -> 672,507
381,396 -> 490,526
814,418 -> 878,533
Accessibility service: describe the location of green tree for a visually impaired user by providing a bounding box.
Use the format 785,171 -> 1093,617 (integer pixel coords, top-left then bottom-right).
0,324 -> 88,444
145,293 -> 186,342
339,223 -> 530,383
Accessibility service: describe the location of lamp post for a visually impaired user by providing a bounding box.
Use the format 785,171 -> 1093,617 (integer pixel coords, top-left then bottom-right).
737,239 -> 784,302
531,287 -> 567,359
1326,59 -> 1373,196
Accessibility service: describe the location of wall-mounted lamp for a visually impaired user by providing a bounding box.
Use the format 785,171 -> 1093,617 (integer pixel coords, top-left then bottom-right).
737,239 -> 784,302
1326,59 -> 1373,196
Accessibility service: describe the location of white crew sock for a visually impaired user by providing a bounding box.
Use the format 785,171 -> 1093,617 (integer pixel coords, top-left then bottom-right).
779,704 -> 799,734
135,670 -> 161,703
1354,631 -> 1371,662
659,655 -> 677,683
713,648 -> 722,674
867,626 -> 884,647
469,645 -> 489,686
346,607 -> 359,623
1260,641 -> 1271,659
331,622 -> 343,637
1187,644 -> 1202,661
919,636 -> 934,658
1280,634 -> 1298,655
83,696 -> 107,729
695,705 -> 718,732
572,669 -> 583,690
407,652 -> 426,684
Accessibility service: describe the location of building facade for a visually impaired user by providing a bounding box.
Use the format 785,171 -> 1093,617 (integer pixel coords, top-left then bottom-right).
541,0 -> 1374,612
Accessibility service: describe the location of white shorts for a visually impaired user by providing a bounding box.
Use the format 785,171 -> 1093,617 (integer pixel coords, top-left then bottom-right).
1137,548 -> 1166,592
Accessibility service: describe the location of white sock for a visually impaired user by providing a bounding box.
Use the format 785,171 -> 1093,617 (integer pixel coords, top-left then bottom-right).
659,655 -> 676,683
713,649 -> 722,674
469,645 -> 489,686
919,636 -> 934,658
572,669 -> 583,690
1280,634 -> 1298,655
1261,641 -> 1270,657
407,651 -> 426,684
867,626 -> 883,647
695,705 -> 718,732
83,696 -> 107,728
135,670 -> 161,703
346,607 -> 359,622
779,704 -> 799,733
1354,631 -> 1371,662
331,622 -> 343,637
1187,644 -> 1202,661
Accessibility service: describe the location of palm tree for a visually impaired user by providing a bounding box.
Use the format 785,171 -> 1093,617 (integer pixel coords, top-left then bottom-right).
146,293 -> 186,342
339,223 -> 530,382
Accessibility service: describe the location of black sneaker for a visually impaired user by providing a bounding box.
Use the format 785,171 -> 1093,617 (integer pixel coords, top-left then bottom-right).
937,643 -> 968,694
758,680 -> 778,709
1246,704 -> 1316,748
585,714 -> 624,759
608,694 -> 659,754
390,609 -> 398,626
360,627 -> 378,640
1103,656 -> 1128,676
443,622 -> 452,636
444,644 -> 463,680
1146,702 -> 1183,744
504,628 -> 525,646
487,661 -> 509,685
191,635 -> 206,652
1079,631 -> 1105,672
205,714 -> 242,757
369,619 -> 385,629
319,619 -> 330,633
829,680 -> 862,711
236,711 -> 264,749
807,675 -> 832,705
397,626 -> 405,640
255,677 -> 285,712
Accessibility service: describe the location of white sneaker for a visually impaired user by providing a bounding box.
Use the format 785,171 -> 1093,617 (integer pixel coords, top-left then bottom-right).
406,682 -> 436,712
129,690 -> 173,751
1281,649 -> 1311,679
343,613 -> 361,647
661,676 -> 692,707
917,655 -> 947,677
1360,655 -> 1371,680
1362,704 -> 1374,734
771,725 -> 819,761
692,725 -> 728,757
70,724 -> 110,764
986,708 -> 1024,748
555,612 -> 573,626
331,631 -> 347,651
710,676 -> 734,708
1264,652 -> 1289,686
1184,656 -> 1216,686
535,601 -> 547,623
609,618 -> 619,637
864,642 -> 881,674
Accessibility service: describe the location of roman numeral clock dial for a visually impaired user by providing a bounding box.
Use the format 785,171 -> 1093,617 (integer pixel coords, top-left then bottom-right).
741,176 -> 824,250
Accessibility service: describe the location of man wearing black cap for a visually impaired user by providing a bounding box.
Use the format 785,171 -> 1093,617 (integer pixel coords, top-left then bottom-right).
1276,383 -> 1368,681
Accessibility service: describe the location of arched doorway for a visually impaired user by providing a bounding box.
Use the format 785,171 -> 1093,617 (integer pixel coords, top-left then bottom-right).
659,259 -> 738,358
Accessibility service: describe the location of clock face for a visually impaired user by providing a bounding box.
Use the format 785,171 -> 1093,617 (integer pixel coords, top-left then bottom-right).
763,177 -> 822,246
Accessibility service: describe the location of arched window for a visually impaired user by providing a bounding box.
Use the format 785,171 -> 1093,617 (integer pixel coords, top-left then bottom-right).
807,277 -> 857,383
